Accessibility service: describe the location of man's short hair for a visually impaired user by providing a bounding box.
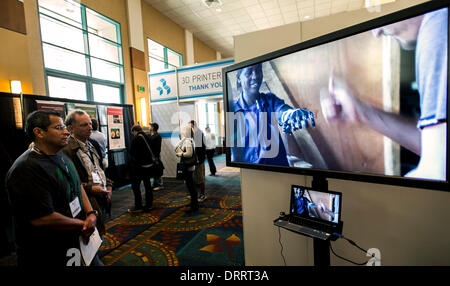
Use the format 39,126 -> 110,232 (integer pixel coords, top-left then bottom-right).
189,120 -> 196,126
65,109 -> 89,126
25,110 -> 61,141
150,122 -> 159,132
131,125 -> 143,133
91,118 -> 99,131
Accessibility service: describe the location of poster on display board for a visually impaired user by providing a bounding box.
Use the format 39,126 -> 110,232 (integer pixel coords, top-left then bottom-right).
107,107 -> 125,150
177,59 -> 234,100
36,100 -> 65,116
149,69 -> 178,103
66,102 -> 98,119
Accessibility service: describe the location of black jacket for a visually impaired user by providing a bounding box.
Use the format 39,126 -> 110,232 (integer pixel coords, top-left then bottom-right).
130,131 -> 154,168
150,133 -> 162,159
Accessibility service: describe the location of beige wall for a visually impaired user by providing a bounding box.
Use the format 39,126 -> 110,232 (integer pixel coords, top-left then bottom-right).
193,36 -> 217,64
234,0 -> 450,266
0,28 -> 33,94
0,0 -> 41,95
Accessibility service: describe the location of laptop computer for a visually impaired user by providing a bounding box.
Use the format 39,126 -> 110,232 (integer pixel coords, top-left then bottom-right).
274,185 -> 343,241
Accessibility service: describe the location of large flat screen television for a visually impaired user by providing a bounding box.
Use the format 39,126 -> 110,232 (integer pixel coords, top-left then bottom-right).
223,1 -> 449,191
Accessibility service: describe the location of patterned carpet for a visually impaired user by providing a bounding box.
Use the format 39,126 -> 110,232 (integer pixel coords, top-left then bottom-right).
98,155 -> 243,266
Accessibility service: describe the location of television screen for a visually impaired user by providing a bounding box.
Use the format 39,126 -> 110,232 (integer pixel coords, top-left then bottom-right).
224,1 -> 449,190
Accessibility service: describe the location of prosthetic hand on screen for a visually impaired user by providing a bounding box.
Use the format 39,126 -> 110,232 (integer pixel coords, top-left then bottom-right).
279,108 -> 315,134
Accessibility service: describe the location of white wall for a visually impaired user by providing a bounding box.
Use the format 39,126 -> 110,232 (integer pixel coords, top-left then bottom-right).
234,0 -> 450,266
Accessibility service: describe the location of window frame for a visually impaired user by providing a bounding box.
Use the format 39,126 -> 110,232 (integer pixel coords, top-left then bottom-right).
147,38 -> 183,74
37,0 -> 125,104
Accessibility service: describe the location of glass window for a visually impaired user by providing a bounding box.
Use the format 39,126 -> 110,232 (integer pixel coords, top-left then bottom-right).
148,39 -> 165,61
149,57 -> 166,74
92,84 -> 121,104
91,58 -> 122,83
40,14 -> 85,53
38,0 -> 124,103
89,34 -> 120,64
148,38 -> 183,74
167,49 -> 182,68
86,8 -> 119,43
42,43 -> 88,76
48,76 -> 87,100
38,0 -> 82,29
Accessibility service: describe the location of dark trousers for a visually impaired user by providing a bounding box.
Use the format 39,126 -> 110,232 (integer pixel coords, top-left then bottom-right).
131,169 -> 153,209
184,170 -> 198,210
206,149 -> 216,175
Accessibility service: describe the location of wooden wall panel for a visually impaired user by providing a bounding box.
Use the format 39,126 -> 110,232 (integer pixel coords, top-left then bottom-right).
130,47 -> 146,71
0,0 -> 26,34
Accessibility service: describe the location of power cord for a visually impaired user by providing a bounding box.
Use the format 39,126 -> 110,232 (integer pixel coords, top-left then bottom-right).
277,227 -> 287,266
330,233 -> 374,266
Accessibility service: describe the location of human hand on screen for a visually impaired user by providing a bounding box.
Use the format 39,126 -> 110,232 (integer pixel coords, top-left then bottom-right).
321,75 -> 366,124
279,108 -> 315,134
318,202 -> 335,221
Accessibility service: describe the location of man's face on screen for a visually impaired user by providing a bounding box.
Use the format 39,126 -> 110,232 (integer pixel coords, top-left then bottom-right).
371,15 -> 424,50
239,65 -> 263,97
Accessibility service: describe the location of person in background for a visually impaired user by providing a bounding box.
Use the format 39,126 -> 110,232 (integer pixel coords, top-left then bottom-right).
128,125 -> 154,213
63,110 -> 113,237
6,110 -> 98,266
189,120 -> 207,202
150,122 -> 163,190
90,118 -> 107,169
175,125 -> 199,213
204,126 -> 217,176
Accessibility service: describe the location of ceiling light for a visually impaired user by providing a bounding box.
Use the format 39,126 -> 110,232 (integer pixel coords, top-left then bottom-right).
365,0 -> 396,9
202,0 -> 222,10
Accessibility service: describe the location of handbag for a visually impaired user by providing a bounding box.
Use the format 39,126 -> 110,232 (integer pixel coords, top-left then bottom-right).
176,162 -> 184,180
179,139 -> 197,167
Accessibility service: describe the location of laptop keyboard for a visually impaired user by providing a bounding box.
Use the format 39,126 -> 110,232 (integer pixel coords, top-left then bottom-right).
274,216 -> 332,240
288,216 -> 330,232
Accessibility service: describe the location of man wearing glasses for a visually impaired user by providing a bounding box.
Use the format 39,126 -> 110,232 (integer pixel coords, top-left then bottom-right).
6,110 -> 98,266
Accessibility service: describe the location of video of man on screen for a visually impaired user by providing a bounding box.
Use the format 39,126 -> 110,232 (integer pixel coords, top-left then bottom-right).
226,8 -> 448,181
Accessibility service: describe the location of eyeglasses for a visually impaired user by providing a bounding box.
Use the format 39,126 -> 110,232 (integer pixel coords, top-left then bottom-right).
50,125 -> 68,131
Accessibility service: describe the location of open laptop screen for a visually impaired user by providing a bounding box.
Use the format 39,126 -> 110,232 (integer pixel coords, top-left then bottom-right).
290,185 -> 342,224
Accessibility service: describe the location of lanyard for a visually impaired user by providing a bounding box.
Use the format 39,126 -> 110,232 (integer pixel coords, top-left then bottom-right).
32,146 -> 79,203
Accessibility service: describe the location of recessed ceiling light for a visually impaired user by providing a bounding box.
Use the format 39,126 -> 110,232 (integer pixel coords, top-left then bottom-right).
304,15 -> 311,19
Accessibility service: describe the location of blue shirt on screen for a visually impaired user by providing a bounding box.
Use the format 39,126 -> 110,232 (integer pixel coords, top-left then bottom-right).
231,92 -> 291,166
415,8 -> 448,128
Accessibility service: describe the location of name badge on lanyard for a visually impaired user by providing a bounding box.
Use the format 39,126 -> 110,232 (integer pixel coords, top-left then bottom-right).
92,171 -> 102,185
70,197 -> 81,218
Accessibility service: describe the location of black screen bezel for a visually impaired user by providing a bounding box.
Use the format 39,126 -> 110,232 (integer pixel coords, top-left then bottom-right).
222,0 -> 449,191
